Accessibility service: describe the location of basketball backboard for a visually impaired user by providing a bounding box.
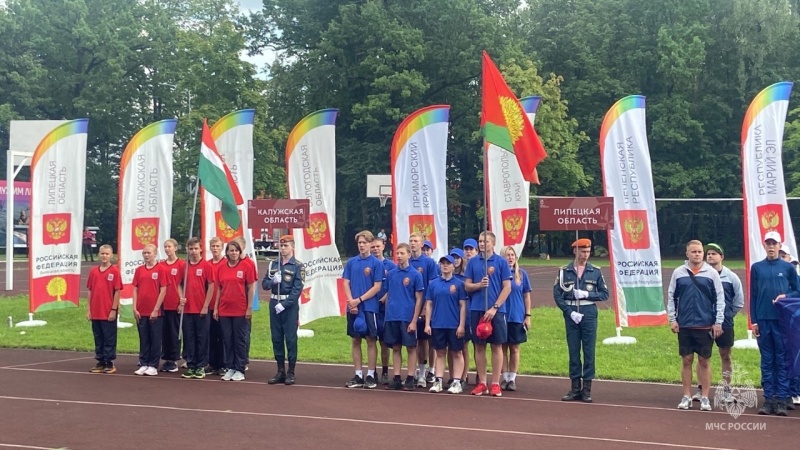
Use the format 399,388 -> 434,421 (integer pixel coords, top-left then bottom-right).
366,174 -> 391,207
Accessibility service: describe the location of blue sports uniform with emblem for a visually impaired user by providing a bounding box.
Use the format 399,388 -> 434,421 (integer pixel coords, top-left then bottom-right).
377,258 -> 397,339
426,276 -> 468,352
384,265 -> 423,347
343,254 -> 384,338
465,252 -> 512,344
506,269 -> 532,344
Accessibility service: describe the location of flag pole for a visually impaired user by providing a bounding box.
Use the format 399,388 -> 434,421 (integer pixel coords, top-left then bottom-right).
178,175 -> 201,341
482,139 -> 489,313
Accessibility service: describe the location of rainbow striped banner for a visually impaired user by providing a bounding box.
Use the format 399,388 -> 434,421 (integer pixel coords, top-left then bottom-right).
117,119 -> 177,315
29,119 -> 89,312
391,105 -> 450,259
286,109 -> 344,325
600,96 -> 666,327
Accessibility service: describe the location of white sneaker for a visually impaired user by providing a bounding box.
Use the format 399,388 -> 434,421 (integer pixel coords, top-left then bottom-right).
678,395 -> 691,410
700,397 -> 712,411
144,366 -> 158,376
134,366 -> 148,376
416,377 -> 427,388
231,371 -> 245,381
447,381 -> 463,394
221,369 -> 235,381
793,396 -> 800,405
429,380 -> 443,393
692,388 -> 702,401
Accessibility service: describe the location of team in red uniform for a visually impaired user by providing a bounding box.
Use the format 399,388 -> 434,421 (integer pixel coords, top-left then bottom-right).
160,238 -> 186,372
86,244 -> 122,374
133,244 -> 169,376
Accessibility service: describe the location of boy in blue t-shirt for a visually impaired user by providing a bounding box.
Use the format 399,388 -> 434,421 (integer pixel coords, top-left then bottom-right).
409,232 -> 440,386
372,237 -> 396,384
425,254 -> 468,394
383,243 -> 424,390
342,230 -> 384,389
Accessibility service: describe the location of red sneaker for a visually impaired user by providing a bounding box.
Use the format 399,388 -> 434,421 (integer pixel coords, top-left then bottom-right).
489,383 -> 503,397
470,382 -> 488,396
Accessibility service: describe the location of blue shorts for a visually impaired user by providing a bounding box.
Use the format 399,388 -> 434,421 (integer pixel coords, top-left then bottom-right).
376,311 -> 386,341
470,311 -> 507,345
416,317 -> 430,341
431,328 -> 464,352
383,321 -> 417,348
506,322 -> 527,344
347,311 -> 379,339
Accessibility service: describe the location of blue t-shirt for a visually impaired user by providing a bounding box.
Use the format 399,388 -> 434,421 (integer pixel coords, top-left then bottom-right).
465,252 -> 512,312
410,254 -> 439,291
506,270 -> 532,323
385,265 -> 424,322
377,258 -> 397,313
426,276 -> 468,329
343,254 -> 384,313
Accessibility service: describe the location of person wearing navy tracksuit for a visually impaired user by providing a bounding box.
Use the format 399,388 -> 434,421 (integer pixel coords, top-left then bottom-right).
751,231 -> 799,416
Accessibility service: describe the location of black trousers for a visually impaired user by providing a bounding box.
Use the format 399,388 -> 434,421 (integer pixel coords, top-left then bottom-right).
182,313 -> 210,369
161,310 -> 181,361
269,301 -> 299,369
219,316 -> 248,373
83,243 -> 94,261
137,316 -> 163,367
208,313 -> 224,369
91,319 -> 117,362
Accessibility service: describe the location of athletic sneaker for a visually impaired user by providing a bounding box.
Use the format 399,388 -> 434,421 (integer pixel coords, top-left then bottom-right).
144,366 -> 158,376
445,379 -> 454,389
692,386 -> 702,402
231,371 -> 245,381
700,397 -> 712,411
160,361 -> 178,372
416,377 -> 427,388
193,368 -> 205,379
470,382 -> 488,396
134,365 -> 148,376
364,375 -> 378,389
181,369 -> 195,379
506,380 -> 517,391
678,395 -> 692,410
489,383 -> 503,397
381,373 -> 389,385
793,396 -> 800,405
386,379 -> 403,390
425,371 -> 436,384
403,378 -> 416,391
216,368 -> 228,376
345,375 -> 364,388
103,363 -> 117,374
499,380 -> 509,390
429,380 -> 443,393
721,387 -> 734,403
180,362 -> 188,369
90,362 -> 105,373
447,381 -> 463,394
221,369 -> 235,381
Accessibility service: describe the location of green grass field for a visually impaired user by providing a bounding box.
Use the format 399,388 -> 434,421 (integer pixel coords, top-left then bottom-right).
0,295 -> 761,386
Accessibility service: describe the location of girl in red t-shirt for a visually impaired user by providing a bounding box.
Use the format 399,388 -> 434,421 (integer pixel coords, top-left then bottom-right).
206,237 -> 226,375
160,239 -> 186,372
214,240 -> 256,381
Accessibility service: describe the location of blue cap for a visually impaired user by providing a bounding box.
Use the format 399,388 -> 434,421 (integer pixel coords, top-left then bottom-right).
423,240 -> 433,249
353,313 -> 368,335
439,254 -> 455,264
449,248 -> 464,259
463,238 -> 478,249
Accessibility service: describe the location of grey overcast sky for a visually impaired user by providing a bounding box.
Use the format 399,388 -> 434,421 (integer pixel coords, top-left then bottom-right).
236,0 -> 273,78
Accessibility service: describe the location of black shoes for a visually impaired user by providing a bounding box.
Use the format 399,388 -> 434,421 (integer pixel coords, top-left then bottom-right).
562,379 -> 582,401
268,371 -> 286,385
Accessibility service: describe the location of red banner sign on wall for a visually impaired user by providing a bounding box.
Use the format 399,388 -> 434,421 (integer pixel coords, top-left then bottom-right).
538,197 -> 615,231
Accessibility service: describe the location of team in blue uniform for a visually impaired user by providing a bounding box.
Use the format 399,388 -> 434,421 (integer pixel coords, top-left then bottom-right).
371,237 -> 396,385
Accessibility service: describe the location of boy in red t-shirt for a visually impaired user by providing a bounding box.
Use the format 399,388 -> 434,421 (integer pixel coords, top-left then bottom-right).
132,244 -> 168,376
180,237 -> 215,379
160,238 -> 186,373
206,236 -> 226,375
86,244 -> 122,374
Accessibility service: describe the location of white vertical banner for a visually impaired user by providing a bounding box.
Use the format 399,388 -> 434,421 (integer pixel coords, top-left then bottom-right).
117,120 -> 177,315
286,109 -> 345,325
487,96 -> 540,256
600,96 -> 666,327
742,82 -> 795,271
29,119 -> 88,312
201,109 -> 256,258
391,105 -> 450,259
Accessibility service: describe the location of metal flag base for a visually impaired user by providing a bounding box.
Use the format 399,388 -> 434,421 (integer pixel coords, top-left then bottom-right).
733,329 -> 759,349
602,327 -> 637,345
15,313 -> 47,328
117,316 -> 134,329
297,328 -> 315,338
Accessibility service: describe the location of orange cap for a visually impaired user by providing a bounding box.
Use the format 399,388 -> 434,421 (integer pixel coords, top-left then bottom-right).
279,235 -> 294,244
571,238 -> 592,248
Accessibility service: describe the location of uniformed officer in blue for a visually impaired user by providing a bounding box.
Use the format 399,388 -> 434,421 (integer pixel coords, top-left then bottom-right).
262,234 -> 304,385
553,238 -> 609,403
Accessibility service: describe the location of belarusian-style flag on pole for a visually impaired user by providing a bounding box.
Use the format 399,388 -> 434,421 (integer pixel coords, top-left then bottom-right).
481,51 -> 547,184
198,119 -> 244,230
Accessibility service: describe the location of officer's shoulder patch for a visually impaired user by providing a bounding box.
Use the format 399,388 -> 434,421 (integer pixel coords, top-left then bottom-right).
300,264 -> 306,282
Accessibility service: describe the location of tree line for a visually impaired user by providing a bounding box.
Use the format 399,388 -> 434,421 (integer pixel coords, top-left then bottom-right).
2,0 -> 799,256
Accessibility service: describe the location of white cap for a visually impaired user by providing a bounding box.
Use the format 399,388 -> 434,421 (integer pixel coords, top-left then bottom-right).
780,243 -> 793,256
764,231 -> 782,243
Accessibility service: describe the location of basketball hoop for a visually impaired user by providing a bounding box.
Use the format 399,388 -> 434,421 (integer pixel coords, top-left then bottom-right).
379,195 -> 389,207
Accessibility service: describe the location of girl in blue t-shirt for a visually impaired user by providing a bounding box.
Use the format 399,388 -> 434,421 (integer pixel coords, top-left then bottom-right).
499,246 -> 531,392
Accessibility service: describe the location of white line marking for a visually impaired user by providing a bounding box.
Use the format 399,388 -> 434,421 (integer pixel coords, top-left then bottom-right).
0,366 -> 788,422
2,356 -> 93,369
0,395 -> 737,450
0,444 -> 57,449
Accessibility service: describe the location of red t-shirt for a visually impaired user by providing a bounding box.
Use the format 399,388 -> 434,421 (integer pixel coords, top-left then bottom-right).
216,259 -> 256,317
160,259 -> 186,311
86,265 -> 122,320
133,264 -> 169,316
208,258 -> 225,310
185,259 -> 214,314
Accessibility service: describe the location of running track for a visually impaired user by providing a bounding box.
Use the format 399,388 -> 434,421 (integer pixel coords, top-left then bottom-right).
0,348 -> 794,449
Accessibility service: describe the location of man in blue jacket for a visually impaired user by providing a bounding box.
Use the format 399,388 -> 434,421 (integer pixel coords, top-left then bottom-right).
668,240 -> 725,411
751,231 -> 799,416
